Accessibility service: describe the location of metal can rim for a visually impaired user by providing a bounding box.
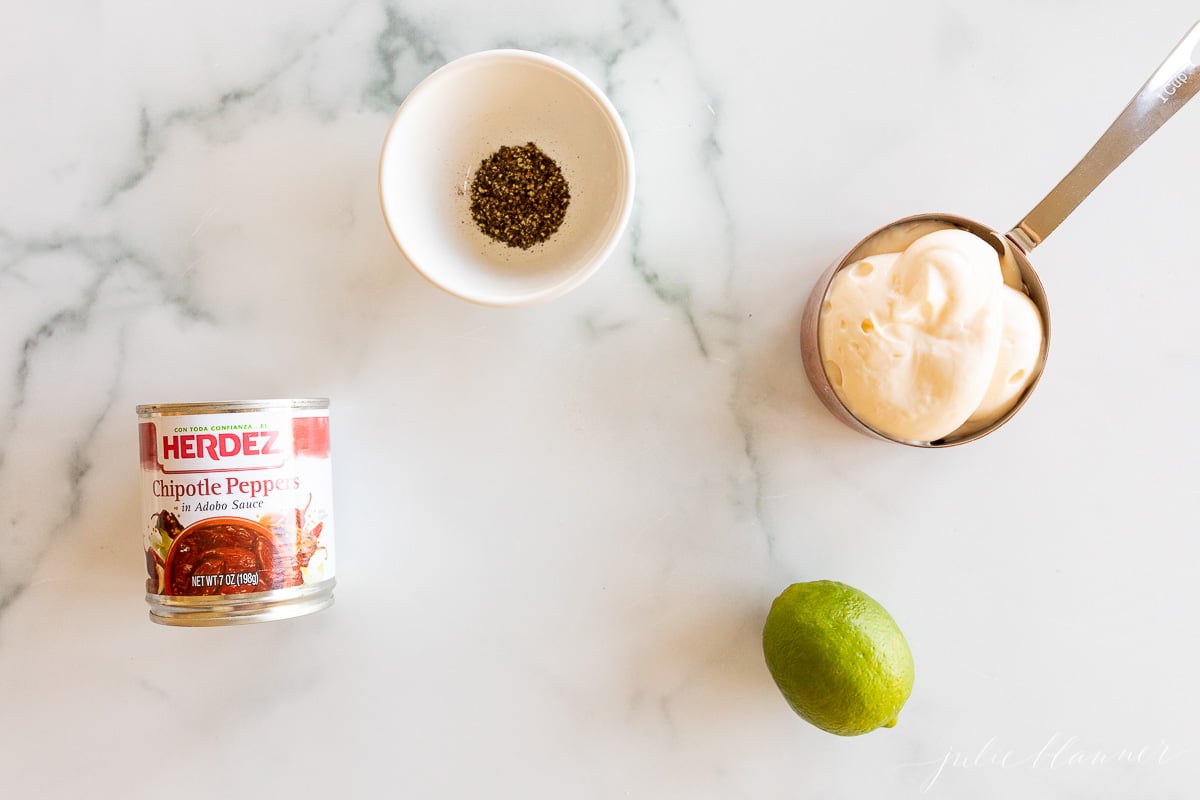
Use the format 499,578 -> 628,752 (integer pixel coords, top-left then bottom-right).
136,398 -> 329,417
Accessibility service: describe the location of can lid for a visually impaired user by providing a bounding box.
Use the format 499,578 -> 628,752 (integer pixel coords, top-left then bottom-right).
135,398 -> 329,417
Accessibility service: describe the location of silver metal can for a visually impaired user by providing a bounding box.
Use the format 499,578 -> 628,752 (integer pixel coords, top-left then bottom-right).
136,399 -> 336,626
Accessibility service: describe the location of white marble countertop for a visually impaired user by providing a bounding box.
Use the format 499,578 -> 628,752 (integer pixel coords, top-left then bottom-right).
2,2 -> 1199,797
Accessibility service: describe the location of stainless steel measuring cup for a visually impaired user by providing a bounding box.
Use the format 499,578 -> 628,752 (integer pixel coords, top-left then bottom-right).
801,21 -> 1200,447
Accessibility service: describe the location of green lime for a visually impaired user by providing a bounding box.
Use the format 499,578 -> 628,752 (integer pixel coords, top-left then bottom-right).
762,580 -> 914,736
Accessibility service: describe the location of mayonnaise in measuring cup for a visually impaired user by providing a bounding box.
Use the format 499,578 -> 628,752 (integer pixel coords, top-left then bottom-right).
819,229 -> 1044,442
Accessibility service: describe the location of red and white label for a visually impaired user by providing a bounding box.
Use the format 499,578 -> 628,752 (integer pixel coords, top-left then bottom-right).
139,409 -> 335,598
140,412 -> 330,474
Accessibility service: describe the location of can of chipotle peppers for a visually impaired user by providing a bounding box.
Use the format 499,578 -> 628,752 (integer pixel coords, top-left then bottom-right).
136,399 -> 336,626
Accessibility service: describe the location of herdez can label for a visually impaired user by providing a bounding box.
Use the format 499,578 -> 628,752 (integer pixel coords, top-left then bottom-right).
137,399 -> 336,626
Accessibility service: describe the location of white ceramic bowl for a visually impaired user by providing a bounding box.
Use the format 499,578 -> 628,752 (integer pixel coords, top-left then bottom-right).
379,50 -> 636,306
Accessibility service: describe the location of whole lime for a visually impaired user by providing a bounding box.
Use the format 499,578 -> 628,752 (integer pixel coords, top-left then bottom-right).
762,580 -> 914,736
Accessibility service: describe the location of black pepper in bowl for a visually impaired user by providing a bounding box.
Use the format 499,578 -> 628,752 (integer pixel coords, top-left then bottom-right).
469,142 -> 570,249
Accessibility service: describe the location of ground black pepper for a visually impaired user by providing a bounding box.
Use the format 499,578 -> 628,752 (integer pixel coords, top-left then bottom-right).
469,143 -> 570,249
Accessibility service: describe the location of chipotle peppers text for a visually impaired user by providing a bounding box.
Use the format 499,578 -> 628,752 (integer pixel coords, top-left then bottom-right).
152,475 -> 302,502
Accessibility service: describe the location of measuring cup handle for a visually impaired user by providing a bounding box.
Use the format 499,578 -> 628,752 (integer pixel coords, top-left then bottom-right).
1008,21 -> 1200,253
